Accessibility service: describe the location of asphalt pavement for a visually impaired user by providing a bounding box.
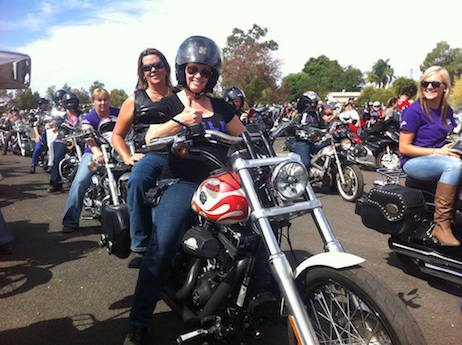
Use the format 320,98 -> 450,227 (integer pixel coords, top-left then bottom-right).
1,151 -> 462,345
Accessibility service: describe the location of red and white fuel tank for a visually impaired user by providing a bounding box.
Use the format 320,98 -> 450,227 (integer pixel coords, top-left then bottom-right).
191,171 -> 249,224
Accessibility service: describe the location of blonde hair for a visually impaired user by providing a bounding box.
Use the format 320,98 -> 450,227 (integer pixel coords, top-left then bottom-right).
92,87 -> 110,101
417,66 -> 451,124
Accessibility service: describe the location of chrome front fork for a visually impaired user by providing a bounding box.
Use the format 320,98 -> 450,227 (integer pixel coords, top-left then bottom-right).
235,155 -> 320,345
101,144 -> 119,206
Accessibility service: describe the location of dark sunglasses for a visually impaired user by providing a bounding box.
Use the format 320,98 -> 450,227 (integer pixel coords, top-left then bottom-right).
421,80 -> 442,89
185,65 -> 212,79
142,61 -> 165,72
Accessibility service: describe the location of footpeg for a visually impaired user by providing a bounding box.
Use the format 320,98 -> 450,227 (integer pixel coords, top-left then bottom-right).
176,328 -> 208,344
176,316 -> 222,344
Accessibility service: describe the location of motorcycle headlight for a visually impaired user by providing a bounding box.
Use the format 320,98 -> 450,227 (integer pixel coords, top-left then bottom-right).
272,161 -> 308,200
340,138 -> 352,150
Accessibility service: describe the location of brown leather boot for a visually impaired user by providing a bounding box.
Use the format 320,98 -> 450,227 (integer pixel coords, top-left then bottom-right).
432,182 -> 460,246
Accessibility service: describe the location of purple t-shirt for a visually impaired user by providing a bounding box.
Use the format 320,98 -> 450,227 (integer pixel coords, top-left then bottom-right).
81,107 -> 120,153
400,101 -> 454,166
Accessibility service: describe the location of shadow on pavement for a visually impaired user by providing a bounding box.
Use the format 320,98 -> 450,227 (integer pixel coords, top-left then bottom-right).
0,219 -> 99,299
0,181 -> 49,208
0,309 -> 288,345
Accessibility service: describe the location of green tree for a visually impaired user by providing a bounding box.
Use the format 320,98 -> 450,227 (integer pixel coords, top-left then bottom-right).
13,88 -> 40,109
74,88 -> 91,106
420,41 -> 462,83
89,80 -> 105,95
356,86 -> 395,106
392,77 -> 417,98
245,76 -> 264,106
61,83 -> 72,93
281,72 -> 311,102
221,24 -> 281,106
340,66 -> 363,91
450,76 -> 462,110
110,89 -> 128,107
301,56 -> 363,99
46,85 -> 56,101
367,59 -> 394,88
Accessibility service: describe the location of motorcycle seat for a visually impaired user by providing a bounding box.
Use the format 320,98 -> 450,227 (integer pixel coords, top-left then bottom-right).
405,176 -> 436,194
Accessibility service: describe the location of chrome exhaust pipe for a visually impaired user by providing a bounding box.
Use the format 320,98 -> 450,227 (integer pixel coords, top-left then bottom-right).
390,241 -> 462,283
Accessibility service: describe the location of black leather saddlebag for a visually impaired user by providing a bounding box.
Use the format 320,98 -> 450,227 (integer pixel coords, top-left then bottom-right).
355,184 -> 426,235
101,204 -> 131,259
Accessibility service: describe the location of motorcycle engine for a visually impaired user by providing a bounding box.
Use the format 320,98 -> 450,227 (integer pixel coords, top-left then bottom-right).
192,268 -> 220,307
309,166 -> 324,180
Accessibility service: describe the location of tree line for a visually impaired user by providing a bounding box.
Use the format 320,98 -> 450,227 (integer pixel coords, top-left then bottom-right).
2,24 -> 462,112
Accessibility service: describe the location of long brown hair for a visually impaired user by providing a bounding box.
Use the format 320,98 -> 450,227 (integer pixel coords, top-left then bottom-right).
417,65 -> 451,125
136,48 -> 173,91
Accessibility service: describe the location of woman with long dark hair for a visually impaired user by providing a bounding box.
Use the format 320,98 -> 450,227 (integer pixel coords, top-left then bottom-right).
112,48 -> 173,268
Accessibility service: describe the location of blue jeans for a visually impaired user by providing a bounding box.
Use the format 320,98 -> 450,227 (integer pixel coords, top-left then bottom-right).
31,132 -> 46,167
129,181 -> 197,328
0,208 -> 12,246
403,155 -> 462,185
62,153 -> 95,228
286,139 -> 328,168
50,141 -> 68,187
127,152 -> 167,253
286,139 -> 314,167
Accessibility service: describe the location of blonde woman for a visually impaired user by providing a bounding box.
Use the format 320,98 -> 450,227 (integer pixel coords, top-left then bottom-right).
399,66 -> 462,246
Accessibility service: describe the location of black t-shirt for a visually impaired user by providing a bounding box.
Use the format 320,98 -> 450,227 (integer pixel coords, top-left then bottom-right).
147,94 -> 235,183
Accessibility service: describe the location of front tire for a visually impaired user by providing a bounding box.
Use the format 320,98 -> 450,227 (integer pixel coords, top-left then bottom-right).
335,164 -> 364,202
289,266 -> 426,345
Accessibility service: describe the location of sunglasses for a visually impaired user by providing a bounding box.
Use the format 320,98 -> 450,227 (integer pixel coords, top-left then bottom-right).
142,61 -> 165,72
185,65 -> 212,79
421,80 -> 442,89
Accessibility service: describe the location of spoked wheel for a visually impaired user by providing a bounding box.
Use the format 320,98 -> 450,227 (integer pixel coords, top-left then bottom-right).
335,164 -> 364,202
376,149 -> 400,170
289,266 -> 426,345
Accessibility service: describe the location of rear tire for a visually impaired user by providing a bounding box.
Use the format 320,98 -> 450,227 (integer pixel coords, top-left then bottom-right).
376,149 -> 400,170
288,266 -> 426,345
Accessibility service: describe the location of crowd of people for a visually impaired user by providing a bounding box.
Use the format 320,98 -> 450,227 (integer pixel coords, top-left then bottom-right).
1,33 -> 461,344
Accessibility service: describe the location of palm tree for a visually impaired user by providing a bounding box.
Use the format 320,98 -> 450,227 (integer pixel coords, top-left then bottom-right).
367,59 -> 394,88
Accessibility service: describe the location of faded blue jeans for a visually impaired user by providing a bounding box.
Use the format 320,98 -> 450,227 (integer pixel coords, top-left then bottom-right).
127,152 -> 167,253
62,153 -> 94,228
403,155 -> 462,185
129,180 -> 197,328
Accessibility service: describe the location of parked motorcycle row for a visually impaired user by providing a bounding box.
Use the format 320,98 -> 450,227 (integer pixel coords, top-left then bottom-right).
3,102 -> 432,345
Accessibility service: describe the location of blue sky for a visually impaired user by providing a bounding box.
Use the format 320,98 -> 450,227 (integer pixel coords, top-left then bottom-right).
1,0 -> 462,96
0,0 -> 127,48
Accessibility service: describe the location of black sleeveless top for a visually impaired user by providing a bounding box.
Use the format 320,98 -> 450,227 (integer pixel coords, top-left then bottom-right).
147,94 -> 235,183
133,90 -> 167,148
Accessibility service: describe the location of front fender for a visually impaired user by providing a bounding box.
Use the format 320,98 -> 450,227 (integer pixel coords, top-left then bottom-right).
294,252 -> 365,279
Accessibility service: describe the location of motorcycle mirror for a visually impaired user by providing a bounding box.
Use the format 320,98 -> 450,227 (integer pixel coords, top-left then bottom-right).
0,51 -> 31,89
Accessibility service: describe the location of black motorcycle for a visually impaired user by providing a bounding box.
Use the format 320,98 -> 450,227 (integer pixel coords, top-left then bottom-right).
101,124 -> 424,345
281,120 -> 364,202
350,118 -> 400,170
356,168 -> 462,285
